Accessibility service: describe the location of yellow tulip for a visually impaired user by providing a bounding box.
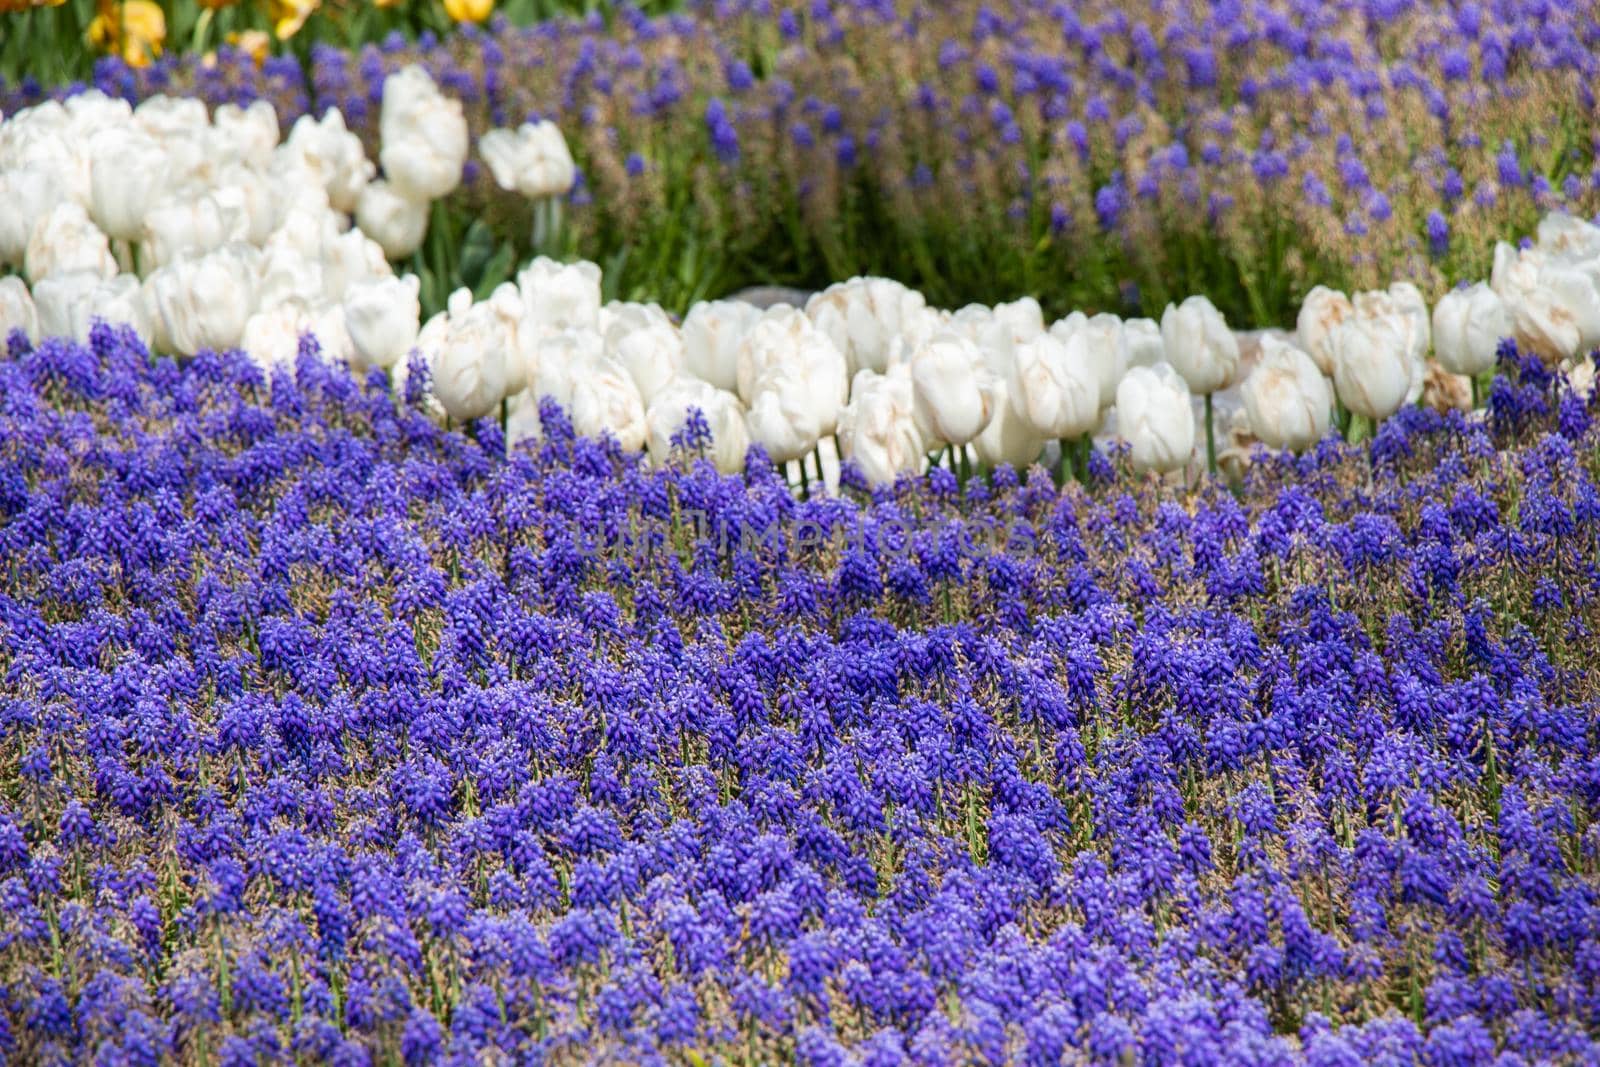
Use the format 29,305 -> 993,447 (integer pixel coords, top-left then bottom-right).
227,29 -> 271,67
442,0 -> 492,23
374,0 -> 405,8
265,0 -> 319,40
86,0 -> 166,69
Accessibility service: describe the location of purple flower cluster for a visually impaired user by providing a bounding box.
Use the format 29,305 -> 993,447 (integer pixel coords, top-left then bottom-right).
2,324 -> 1600,1063
10,0 -> 1599,321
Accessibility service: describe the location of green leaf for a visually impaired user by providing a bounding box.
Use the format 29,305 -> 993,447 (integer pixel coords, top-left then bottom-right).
471,242 -> 518,301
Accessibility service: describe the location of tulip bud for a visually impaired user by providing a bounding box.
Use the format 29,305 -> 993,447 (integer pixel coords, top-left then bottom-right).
345,274 -> 422,370
1295,286 -> 1354,376
1241,335 -> 1332,452
568,356 -> 648,452
806,276 -> 930,376
25,201 -> 118,283
479,121 -> 577,201
837,365 -> 926,486
36,272 -> 152,346
519,256 -> 602,333
285,108 -> 374,214
1008,328 -> 1100,441
646,376 -> 750,473
212,100 -> 279,171
423,288 -> 513,422
1160,295 -> 1239,394
0,164 -> 67,269
1431,283 -> 1512,378
682,299 -> 761,392
145,245 -> 259,356
907,331 -> 997,447
603,302 -> 685,406
1330,314 -> 1413,421
1115,365 -> 1195,473
735,307 -> 848,431
86,126 -> 168,243
356,180 -> 431,261
379,67 -> 469,202
747,359 -> 832,464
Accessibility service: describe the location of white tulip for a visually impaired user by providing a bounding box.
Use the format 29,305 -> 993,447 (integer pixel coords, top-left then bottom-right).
645,376 -> 750,473
37,272 -> 151,345
241,302 -> 314,370
1330,313 -> 1413,421
256,244 -> 326,311
837,365 -> 925,486
267,150 -> 335,227
85,127 -> 168,243
1353,284 -> 1430,405
1160,295 -> 1239,394
1535,212 -> 1600,261
972,375 -> 1046,471
1491,241 -> 1592,363
1054,312 -> 1127,409
285,108 -> 374,213
1295,286 -> 1354,376
906,331 -> 998,447
1432,283 -> 1512,378
1354,283 -> 1430,361
344,273 -> 422,370
603,302 -> 684,405
145,246 -> 259,356
0,164 -> 67,268
532,326 -> 607,412
214,165 -> 277,247
25,201 -> 117,282
306,301 -> 356,365
479,121 -> 577,200
379,67 -> 469,202
682,299 -> 761,391
132,95 -> 208,142
1008,328 -> 1100,440
805,276 -> 929,375
1115,365 -> 1195,473
1241,335 -> 1332,452
320,229 -> 392,301
735,306 -> 848,426
61,91 -> 132,137
356,180 -> 430,261
746,359 -> 832,463
991,296 -> 1046,343
1123,317 -> 1165,370
213,101 -> 280,171
0,276 -> 39,344
469,282 -> 532,396
142,191 -> 249,268
424,288 -> 513,422
519,256 -> 602,332
568,356 -> 647,451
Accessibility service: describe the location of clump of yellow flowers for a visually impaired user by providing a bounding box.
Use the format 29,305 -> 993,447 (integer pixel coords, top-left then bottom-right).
69,0 -> 495,71
443,0 -> 491,22
86,0 -> 167,67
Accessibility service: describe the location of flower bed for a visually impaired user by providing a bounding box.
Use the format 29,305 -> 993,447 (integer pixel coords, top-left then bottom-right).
0,329 -> 1598,1062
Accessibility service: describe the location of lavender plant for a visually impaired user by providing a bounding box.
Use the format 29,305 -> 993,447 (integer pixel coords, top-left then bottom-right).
12,0 -> 1598,322
1,321 -> 1599,1062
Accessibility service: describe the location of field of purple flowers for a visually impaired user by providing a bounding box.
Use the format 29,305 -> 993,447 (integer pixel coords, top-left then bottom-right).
13,0 -> 1597,320
2,320 -> 1599,1063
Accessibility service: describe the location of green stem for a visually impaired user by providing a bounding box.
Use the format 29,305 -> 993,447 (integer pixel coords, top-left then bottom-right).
1204,392 -> 1217,476
1471,375 -> 1481,411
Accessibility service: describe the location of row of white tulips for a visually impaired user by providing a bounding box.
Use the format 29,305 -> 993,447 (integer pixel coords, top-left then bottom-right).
0,64 -> 572,370
2,68 -> 1598,488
